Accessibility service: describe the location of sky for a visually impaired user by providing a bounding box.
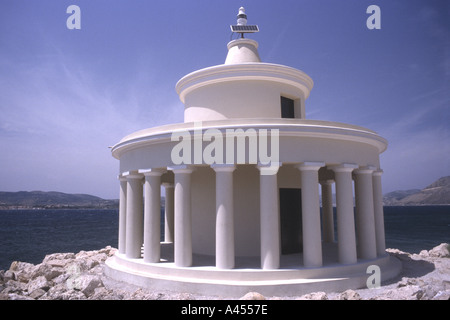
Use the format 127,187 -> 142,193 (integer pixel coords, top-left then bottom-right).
0,0 -> 448,199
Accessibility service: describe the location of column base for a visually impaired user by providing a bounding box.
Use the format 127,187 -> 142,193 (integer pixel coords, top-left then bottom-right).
104,242 -> 402,298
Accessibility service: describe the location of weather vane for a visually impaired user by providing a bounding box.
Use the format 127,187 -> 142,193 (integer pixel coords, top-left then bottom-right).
230,7 -> 259,38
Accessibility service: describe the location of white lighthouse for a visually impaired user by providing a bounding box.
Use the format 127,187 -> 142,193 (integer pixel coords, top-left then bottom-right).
105,7 -> 401,297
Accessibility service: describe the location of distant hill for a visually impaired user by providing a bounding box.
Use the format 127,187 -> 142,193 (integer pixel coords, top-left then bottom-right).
383,176 -> 450,206
0,191 -> 118,209
2,176 -> 449,209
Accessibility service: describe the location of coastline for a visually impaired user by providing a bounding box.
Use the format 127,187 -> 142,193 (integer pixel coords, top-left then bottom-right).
0,243 -> 448,300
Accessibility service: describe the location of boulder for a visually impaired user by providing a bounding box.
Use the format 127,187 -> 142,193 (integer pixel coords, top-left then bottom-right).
339,289 -> 361,300
298,291 -> 328,300
30,263 -> 63,281
66,274 -> 103,298
29,288 -> 46,299
397,277 -> 423,288
433,290 -> 450,300
27,275 -> 52,293
43,252 -> 76,263
88,287 -> 120,300
428,243 -> 450,258
40,283 -> 67,300
46,259 -> 69,269
3,270 -> 15,282
9,261 -> 34,274
2,279 -> 27,295
61,289 -> 87,300
5,293 -> 34,300
240,292 -> 266,300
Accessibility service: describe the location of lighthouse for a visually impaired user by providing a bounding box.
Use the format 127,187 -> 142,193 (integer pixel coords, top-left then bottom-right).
105,7 -> 401,297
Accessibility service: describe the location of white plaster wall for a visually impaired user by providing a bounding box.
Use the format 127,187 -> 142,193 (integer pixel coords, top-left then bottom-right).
279,137 -> 381,169
233,165 -> 260,257
190,165 -> 261,257
184,80 -> 305,122
225,39 -> 261,64
119,142 -> 174,173
191,166 -> 216,255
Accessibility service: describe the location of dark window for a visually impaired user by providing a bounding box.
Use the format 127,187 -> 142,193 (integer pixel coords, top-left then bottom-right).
281,96 -> 295,118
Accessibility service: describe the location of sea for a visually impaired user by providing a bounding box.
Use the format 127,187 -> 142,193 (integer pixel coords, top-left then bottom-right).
0,206 -> 449,271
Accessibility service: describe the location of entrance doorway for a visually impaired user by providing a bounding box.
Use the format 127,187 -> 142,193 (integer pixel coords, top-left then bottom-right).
279,188 -> 302,254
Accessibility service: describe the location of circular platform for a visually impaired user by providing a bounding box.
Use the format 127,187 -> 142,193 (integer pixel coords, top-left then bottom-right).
104,242 -> 402,297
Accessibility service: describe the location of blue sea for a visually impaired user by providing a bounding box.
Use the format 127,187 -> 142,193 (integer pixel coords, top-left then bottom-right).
0,206 -> 449,271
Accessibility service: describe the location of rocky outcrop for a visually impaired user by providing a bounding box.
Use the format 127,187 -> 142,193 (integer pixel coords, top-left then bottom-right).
419,243 -> 449,258
0,247 -> 116,300
295,243 -> 450,300
0,243 -> 449,300
0,246 -> 197,300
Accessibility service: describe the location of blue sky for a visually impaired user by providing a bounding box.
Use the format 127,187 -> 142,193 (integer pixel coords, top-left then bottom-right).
0,0 -> 448,199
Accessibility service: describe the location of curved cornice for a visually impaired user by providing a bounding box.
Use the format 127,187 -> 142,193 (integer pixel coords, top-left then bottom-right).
111,119 -> 387,159
175,63 -> 314,103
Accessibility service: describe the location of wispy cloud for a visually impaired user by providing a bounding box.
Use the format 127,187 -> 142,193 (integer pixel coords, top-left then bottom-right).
0,42 -> 182,197
378,91 -> 450,192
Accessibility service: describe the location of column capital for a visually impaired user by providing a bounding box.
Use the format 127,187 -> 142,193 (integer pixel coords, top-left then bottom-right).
122,171 -> 143,180
329,163 -> 358,173
118,174 -> 127,182
373,169 -> 383,176
295,161 -> 325,171
257,162 -> 280,175
162,182 -> 174,188
139,168 -> 166,177
319,179 -> 334,186
168,165 -> 195,174
211,164 -> 236,173
354,165 -> 376,175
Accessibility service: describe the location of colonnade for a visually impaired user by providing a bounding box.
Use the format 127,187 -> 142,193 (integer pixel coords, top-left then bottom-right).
117,162 -> 386,270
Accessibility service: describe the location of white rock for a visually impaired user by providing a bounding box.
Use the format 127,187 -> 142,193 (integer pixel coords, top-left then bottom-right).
43,252 -> 75,263
66,274 -> 103,297
339,289 -> 361,300
240,292 -> 266,300
6,293 -> 34,300
3,270 -> 15,282
29,288 -> 46,299
419,250 -> 429,258
433,290 -> 450,300
298,291 -> 328,300
428,243 -> 450,258
9,261 -> 34,273
27,275 -> 51,293
61,289 -> 87,300
30,263 -> 63,281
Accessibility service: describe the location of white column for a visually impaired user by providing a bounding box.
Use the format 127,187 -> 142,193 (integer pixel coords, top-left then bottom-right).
162,183 -> 174,243
124,171 -> 144,259
372,169 -> 386,256
354,166 -> 377,260
320,180 -> 334,243
140,169 -> 165,263
169,165 -> 194,267
118,175 -> 127,255
212,164 -> 236,269
258,164 -> 280,269
330,164 -> 358,264
296,162 -> 324,268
